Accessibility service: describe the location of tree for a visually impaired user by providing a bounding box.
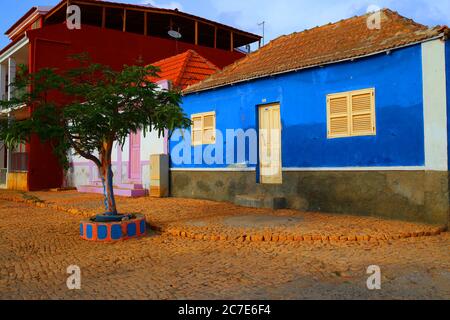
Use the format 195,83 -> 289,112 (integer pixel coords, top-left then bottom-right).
0,54 -> 190,219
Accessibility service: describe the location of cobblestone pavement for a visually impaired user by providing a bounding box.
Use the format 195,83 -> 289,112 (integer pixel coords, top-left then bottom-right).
0,199 -> 449,300
0,190 -> 445,242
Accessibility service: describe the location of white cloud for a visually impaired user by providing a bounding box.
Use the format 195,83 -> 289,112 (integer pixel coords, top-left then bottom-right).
142,0 -> 183,11
105,0 -> 183,10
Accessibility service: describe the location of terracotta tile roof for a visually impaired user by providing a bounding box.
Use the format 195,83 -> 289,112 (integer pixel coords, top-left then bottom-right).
148,50 -> 220,90
184,9 -> 449,94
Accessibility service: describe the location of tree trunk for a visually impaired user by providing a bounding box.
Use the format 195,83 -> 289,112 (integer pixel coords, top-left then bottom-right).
100,162 -> 117,215
99,140 -> 117,215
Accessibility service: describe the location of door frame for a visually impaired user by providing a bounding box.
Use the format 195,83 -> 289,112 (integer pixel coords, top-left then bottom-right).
128,130 -> 142,182
257,102 -> 282,184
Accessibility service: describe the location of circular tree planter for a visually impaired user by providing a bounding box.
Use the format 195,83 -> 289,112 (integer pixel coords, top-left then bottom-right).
80,214 -> 146,242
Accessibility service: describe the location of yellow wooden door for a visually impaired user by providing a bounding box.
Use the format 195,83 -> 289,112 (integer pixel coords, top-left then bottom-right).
259,104 -> 282,184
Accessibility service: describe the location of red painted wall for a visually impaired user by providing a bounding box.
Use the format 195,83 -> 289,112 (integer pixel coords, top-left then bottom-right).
28,24 -> 244,70
25,23 -> 244,190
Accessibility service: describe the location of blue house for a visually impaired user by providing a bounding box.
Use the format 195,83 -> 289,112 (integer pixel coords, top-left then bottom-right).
170,9 -> 450,225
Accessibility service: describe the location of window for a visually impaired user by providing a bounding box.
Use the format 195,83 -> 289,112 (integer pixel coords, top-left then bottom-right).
327,88 -> 376,138
10,143 -> 28,172
191,111 -> 216,146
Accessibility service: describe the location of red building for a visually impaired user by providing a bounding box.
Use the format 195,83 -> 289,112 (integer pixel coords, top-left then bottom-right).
0,0 -> 260,191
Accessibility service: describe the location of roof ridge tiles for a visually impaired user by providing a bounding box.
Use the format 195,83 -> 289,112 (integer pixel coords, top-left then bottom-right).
184,7 -> 447,94
147,50 -> 220,90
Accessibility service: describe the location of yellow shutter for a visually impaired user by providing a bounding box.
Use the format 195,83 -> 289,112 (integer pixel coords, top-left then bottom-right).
327,88 -> 376,138
203,114 -> 216,144
191,116 -> 203,146
191,112 -> 216,146
327,94 -> 350,138
350,89 -> 375,135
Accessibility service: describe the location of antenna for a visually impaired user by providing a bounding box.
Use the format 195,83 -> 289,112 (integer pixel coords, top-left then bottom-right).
168,28 -> 182,54
257,21 -> 265,47
168,29 -> 182,39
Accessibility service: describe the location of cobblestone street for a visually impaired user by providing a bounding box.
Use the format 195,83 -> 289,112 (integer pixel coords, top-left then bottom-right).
0,197 -> 449,300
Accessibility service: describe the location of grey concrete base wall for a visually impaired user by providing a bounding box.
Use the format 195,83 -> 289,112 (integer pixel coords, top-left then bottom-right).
170,170 -> 450,226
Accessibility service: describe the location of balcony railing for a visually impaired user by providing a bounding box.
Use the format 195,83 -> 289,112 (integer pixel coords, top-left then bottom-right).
10,152 -> 28,172
0,168 -> 6,186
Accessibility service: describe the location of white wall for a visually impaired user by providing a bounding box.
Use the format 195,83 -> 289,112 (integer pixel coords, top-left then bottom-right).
67,128 -> 165,188
422,39 -> 448,171
140,129 -> 165,189
141,129 -> 165,160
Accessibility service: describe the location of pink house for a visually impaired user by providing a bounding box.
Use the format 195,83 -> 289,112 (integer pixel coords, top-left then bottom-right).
69,50 -> 220,197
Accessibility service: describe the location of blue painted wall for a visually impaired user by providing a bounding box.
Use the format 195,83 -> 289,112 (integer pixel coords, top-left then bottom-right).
171,44 -> 425,169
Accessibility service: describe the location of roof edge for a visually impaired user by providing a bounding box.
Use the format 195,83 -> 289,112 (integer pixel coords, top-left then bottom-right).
45,0 -> 262,40
4,7 -> 37,35
183,32 -> 447,95
184,8 -> 448,95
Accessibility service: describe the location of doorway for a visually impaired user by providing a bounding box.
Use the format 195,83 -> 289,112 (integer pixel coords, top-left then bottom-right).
258,103 -> 282,184
128,130 -> 141,182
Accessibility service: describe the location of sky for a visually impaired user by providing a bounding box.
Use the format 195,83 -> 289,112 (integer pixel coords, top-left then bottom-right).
1,0 -> 449,49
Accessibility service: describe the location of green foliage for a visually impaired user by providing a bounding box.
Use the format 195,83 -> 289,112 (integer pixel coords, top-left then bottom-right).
0,54 -> 191,169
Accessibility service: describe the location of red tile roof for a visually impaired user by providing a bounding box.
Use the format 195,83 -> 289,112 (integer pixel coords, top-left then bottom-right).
148,50 -> 220,89
184,9 -> 449,94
